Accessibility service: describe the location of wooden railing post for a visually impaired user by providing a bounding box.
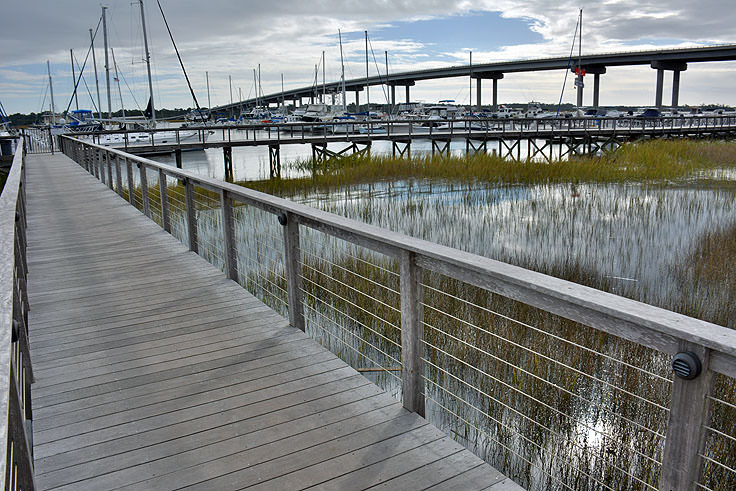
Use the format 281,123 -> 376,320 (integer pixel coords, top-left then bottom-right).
126,158 -> 135,206
106,151 -> 114,190
139,163 -> 151,217
158,168 -> 171,233
280,212 -> 305,331
400,250 -> 425,417
659,344 -> 713,491
184,178 -> 198,253
115,155 -> 123,197
220,190 -> 237,280
99,150 -> 107,185
93,149 -> 100,179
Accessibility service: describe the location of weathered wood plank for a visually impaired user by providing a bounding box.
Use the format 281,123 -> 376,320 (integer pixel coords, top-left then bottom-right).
25,152 -> 510,490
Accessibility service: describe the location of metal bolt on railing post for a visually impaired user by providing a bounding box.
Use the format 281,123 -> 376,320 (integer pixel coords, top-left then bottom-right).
159,168 -> 171,233
400,250 -> 425,417
659,344 -> 713,491
220,189 -> 237,280
139,163 -> 151,218
184,178 -> 198,253
279,212 -> 305,332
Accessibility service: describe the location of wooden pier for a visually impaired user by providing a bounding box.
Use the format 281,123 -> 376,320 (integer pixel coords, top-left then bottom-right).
24,153 -> 518,489
67,114 -> 736,179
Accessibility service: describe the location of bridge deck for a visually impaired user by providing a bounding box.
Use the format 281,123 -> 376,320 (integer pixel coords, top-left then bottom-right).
25,153 -> 517,490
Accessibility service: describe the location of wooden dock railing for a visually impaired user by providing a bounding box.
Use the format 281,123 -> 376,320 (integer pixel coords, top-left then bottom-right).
67,114 -> 736,151
0,140 -> 34,490
56,135 -> 736,490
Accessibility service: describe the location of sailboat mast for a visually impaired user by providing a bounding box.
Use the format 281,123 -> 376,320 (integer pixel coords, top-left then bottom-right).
47,60 -> 56,125
579,9 -> 582,64
253,69 -> 258,109
206,71 -> 211,109
365,31 -> 369,112
577,8 -> 583,108
385,50 -> 389,115
90,28 -> 102,120
322,51 -> 326,104
339,30 -> 346,112
111,47 -> 126,123
469,51 -> 472,115
102,6 -> 112,122
139,0 -> 156,126
281,73 -> 284,109
70,49 -> 79,110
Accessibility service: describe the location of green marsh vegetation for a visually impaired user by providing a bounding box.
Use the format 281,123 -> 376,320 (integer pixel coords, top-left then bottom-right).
129,138 -> 736,490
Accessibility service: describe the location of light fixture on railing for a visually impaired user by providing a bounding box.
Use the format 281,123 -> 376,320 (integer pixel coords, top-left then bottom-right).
672,351 -> 702,380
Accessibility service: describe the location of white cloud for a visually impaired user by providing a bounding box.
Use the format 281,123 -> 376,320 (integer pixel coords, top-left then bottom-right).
1,0 -> 735,113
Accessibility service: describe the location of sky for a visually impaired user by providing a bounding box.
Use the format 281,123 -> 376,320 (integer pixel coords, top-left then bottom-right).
1,0 -> 736,115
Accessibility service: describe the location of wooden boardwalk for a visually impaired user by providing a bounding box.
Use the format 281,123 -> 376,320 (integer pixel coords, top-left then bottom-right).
24,153 -> 518,490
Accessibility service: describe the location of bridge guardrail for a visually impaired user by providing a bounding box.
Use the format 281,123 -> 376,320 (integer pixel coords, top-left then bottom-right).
0,139 -> 34,490
61,135 -> 736,490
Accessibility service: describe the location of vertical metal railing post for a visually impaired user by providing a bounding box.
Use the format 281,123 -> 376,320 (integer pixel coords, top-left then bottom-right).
220,190 -> 237,280
400,250 -> 425,417
158,168 -> 171,233
139,163 -> 151,218
184,178 -> 198,253
280,212 -> 305,331
659,344 -> 713,490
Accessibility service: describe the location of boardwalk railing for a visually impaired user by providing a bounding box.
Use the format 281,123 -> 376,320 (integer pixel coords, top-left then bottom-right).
20,129 -> 54,155
60,135 -> 736,490
0,139 -> 34,490
67,114 -> 736,151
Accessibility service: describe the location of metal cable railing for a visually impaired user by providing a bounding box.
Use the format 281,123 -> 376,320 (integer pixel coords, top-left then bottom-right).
59,135 -> 736,491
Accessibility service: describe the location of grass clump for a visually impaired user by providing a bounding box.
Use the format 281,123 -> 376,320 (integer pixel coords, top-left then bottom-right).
238,139 -> 736,196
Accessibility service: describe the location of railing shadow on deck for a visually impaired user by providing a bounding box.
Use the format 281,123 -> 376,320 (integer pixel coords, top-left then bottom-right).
53,134 -> 736,490
0,139 -> 34,490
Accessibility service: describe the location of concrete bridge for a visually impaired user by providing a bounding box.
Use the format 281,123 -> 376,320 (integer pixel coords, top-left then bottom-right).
212,44 -> 736,113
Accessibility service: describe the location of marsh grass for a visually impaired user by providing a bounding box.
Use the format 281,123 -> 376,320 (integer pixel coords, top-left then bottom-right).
122,138 -> 736,490
239,139 -> 736,197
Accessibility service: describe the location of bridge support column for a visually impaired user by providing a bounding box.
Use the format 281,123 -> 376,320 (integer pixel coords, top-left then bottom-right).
406,85 -> 410,103
473,72 -> 503,111
493,78 -> 498,111
391,85 -> 396,108
476,78 -> 482,110
574,65 -> 606,108
651,61 -> 687,109
672,70 -> 681,107
655,69 -> 664,108
593,73 -> 601,108
355,91 -> 360,110
576,75 -> 584,108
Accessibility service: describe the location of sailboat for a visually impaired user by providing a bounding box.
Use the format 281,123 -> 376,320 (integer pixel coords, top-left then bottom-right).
92,1 -> 209,147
